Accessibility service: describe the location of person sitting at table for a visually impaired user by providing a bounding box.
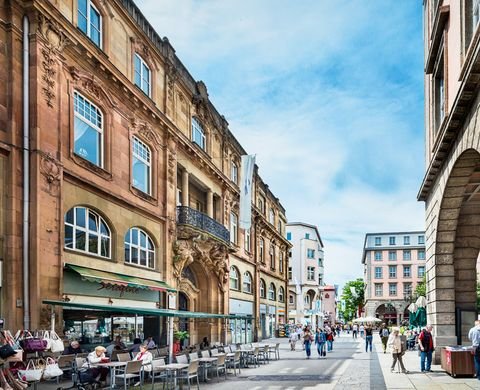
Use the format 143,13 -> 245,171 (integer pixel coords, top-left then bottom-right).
85,346 -> 109,385
145,336 -> 156,349
106,335 -> 126,356
200,337 -> 210,350
64,340 -> 83,355
129,338 -> 143,354
133,344 -> 153,371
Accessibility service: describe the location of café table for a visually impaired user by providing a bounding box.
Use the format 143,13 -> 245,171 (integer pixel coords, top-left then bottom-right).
95,361 -> 128,389
197,356 -> 218,381
161,363 -> 189,389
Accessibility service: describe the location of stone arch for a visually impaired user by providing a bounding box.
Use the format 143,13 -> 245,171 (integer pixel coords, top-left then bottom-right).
375,303 -> 398,325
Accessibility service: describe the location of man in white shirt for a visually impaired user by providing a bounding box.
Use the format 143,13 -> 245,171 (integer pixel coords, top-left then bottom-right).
468,320 -> 480,381
352,324 -> 358,339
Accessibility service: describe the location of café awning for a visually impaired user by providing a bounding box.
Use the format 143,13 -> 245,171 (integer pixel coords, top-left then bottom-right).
65,263 -> 176,293
42,300 -> 251,319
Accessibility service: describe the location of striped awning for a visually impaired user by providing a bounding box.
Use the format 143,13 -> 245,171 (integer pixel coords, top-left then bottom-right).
65,263 -> 176,293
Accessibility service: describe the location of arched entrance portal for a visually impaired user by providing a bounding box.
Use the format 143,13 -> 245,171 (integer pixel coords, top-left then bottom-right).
431,149 -> 480,347
375,304 -> 398,325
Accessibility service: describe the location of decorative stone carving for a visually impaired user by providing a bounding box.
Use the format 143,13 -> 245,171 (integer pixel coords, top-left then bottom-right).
37,14 -> 70,108
131,37 -> 158,70
167,139 -> 177,188
166,64 -> 179,101
39,151 -> 63,195
69,67 -> 117,108
173,240 -> 195,279
167,215 -> 176,239
129,116 -> 163,150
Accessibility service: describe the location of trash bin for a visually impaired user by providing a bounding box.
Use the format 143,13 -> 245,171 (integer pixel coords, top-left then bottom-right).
441,346 -> 475,377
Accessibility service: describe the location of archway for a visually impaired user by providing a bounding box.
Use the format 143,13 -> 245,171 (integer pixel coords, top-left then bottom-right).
375,303 -> 398,325
432,149 -> 480,346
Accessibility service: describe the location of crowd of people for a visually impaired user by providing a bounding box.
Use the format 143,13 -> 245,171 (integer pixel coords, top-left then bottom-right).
288,324 -> 339,359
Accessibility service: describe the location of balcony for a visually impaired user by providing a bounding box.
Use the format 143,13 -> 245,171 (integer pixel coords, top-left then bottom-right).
176,206 -> 230,243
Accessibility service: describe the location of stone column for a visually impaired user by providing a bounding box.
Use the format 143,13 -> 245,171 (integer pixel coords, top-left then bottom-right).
181,169 -> 189,207
207,189 -> 213,217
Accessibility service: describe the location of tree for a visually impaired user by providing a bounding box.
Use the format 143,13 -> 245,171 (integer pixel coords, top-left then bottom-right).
414,276 -> 426,298
339,278 -> 365,322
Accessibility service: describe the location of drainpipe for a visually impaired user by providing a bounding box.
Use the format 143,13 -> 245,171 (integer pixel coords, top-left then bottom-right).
22,15 -> 30,331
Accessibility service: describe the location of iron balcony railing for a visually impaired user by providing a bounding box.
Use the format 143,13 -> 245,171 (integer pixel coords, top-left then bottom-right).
176,206 -> 230,243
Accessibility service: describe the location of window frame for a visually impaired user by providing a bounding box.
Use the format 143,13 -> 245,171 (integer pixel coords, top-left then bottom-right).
269,244 -> 276,270
124,227 -> 155,269
77,0 -> 102,48
418,249 -> 426,260
230,212 -> 238,245
307,266 -> 315,281
403,235 -> 410,245
268,283 -> 276,301
389,283 -> 397,297
389,236 -> 396,245
259,279 -> 266,298
229,266 -> 239,290
231,161 -> 238,184
403,250 -> 412,261
134,53 -> 152,97
374,251 -> 382,261
191,117 -> 206,150
374,267 -> 382,279
388,251 -> 397,261
418,265 -> 426,278
375,283 -> 383,297
132,136 -> 152,195
403,265 -> 411,278
374,236 -> 381,246
388,265 -> 397,279
259,238 -> 265,263
244,228 -> 251,253
278,286 -> 285,302
242,271 -> 252,294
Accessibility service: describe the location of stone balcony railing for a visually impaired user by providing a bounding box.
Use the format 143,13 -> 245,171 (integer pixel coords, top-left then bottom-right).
176,206 -> 230,243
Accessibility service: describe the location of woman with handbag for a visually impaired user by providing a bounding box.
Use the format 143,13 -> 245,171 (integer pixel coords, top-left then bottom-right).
303,326 -> 313,359
387,328 -> 409,374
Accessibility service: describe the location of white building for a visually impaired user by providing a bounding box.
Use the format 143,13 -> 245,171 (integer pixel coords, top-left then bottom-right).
286,222 -> 325,327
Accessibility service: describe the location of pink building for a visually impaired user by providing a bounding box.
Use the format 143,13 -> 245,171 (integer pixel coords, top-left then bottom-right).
320,285 -> 337,324
362,231 -> 426,325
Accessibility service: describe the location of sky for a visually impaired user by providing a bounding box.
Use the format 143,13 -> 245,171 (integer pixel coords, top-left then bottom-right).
138,0 -> 426,291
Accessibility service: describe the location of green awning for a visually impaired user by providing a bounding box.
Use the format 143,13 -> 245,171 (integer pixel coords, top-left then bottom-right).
43,300 -> 251,319
65,264 -> 176,293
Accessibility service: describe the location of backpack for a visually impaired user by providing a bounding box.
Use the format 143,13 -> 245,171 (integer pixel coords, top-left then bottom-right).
421,331 -> 432,352
381,328 -> 389,337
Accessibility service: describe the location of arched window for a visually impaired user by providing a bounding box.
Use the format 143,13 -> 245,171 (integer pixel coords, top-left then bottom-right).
268,283 -> 276,300
73,91 -> 103,167
132,137 -> 152,195
124,227 -> 155,268
278,286 -> 285,302
134,53 -> 151,97
289,294 -> 294,304
259,279 -> 266,298
231,161 -> 238,184
191,117 -> 206,150
304,294 -> 311,306
64,206 -> 111,258
230,266 -> 239,290
243,271 -> 252,293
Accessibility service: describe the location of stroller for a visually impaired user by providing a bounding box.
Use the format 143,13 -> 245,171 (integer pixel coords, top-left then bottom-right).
57,357 -> 101,390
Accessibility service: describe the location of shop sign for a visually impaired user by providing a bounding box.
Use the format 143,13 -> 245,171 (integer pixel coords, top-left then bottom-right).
97,282 -> 140,297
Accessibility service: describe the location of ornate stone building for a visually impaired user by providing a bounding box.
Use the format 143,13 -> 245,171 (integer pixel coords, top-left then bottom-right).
0,0 -> 289,344
420,0 -> 480,357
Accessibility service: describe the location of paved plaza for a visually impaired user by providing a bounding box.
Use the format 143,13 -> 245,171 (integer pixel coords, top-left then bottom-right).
46,334 -> 480,390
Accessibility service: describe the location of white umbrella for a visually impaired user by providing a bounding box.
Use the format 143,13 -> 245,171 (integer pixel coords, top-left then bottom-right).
415,296 -> 427,308
352,316 -> 381,323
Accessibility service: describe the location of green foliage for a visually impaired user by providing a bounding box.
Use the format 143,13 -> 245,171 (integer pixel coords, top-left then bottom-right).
174,330 -> 189,341
339,278 -> 365,322
415,276 -> 426,298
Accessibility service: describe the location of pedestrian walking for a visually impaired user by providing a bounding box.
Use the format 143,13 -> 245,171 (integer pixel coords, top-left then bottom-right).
326,329 -> 334,352
359,324 -> 365,338
468,320 -> 480,381
315,327 -> 327,358
365,325 -> 373,352
379,323 -> 390,353
418,324 -> 434,373
289,330 -> 298,351
352,324 -> 358,339
303,326 -> 313,359
387,328 -> 408,374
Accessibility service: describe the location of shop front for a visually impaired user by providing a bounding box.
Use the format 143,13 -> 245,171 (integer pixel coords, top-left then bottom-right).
61,264 -> 176,347
229,298 -> 254,344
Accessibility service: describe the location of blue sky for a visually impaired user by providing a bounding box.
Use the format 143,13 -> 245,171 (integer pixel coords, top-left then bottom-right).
139,0 -> 426,290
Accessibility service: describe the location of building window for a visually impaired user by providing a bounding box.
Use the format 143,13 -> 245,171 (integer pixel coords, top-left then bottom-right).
418,235 -> 425,245
259,279 -> 266,298
258,197 -> 265,213
77,0 -> 102,47
191,117 -> 206,150
418,249 -> 425,260
388,251 -> 397,261
278,287 -> 285,302
375,236 -> 381,246
305,233 -> 310,239
134,54 -> 151,97
289,294 -> 294,304
389,236 -> 396,245
229,266 -> 239,290
375,283 -> 383,297
434,50 -> 445,132
231,161 -> 238,184
230,212 -> 238,245
307,266 -> 315,281
132,137 -> 151,195
418,266 -> 425,278
286,232 -> 292,241
403,265 -> 411,278
389,283 -> 397,296
270,245 -> 276,270
243,272 -> 252,293
269,209 -> 275,225
64,206 -> 110,258
73,91 -> 103,167
277,220 -> 282,233
124,227 -> 155,268
268,283 -> 276,300
259,238 -> 265,263
318,258 -> 323,267
307,249 -> 315,259
375,267 -> 382,279
403,250 -> 411,261
474,0 -> 480,30
403,282 -> 412,296
244,228 -> 251,252
279,252 -> 284,274
374,251 -> 382,261
389,265 -> 397,278
304,294 -> 311,306
288,266 -> 292,280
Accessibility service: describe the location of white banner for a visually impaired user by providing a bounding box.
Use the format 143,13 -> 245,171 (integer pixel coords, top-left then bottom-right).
239,154 -> 255,230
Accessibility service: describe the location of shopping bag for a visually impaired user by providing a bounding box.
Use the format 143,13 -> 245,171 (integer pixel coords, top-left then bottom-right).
42,357 -> 63,380
49,331 -> 64,353
20,331 -> 47,353
18,360 -> 43,382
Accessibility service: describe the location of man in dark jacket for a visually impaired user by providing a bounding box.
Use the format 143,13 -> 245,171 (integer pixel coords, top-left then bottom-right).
418,325 -> 434,372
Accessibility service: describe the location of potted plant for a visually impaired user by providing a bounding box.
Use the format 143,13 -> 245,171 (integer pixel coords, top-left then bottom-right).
173,330 -> 189,353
